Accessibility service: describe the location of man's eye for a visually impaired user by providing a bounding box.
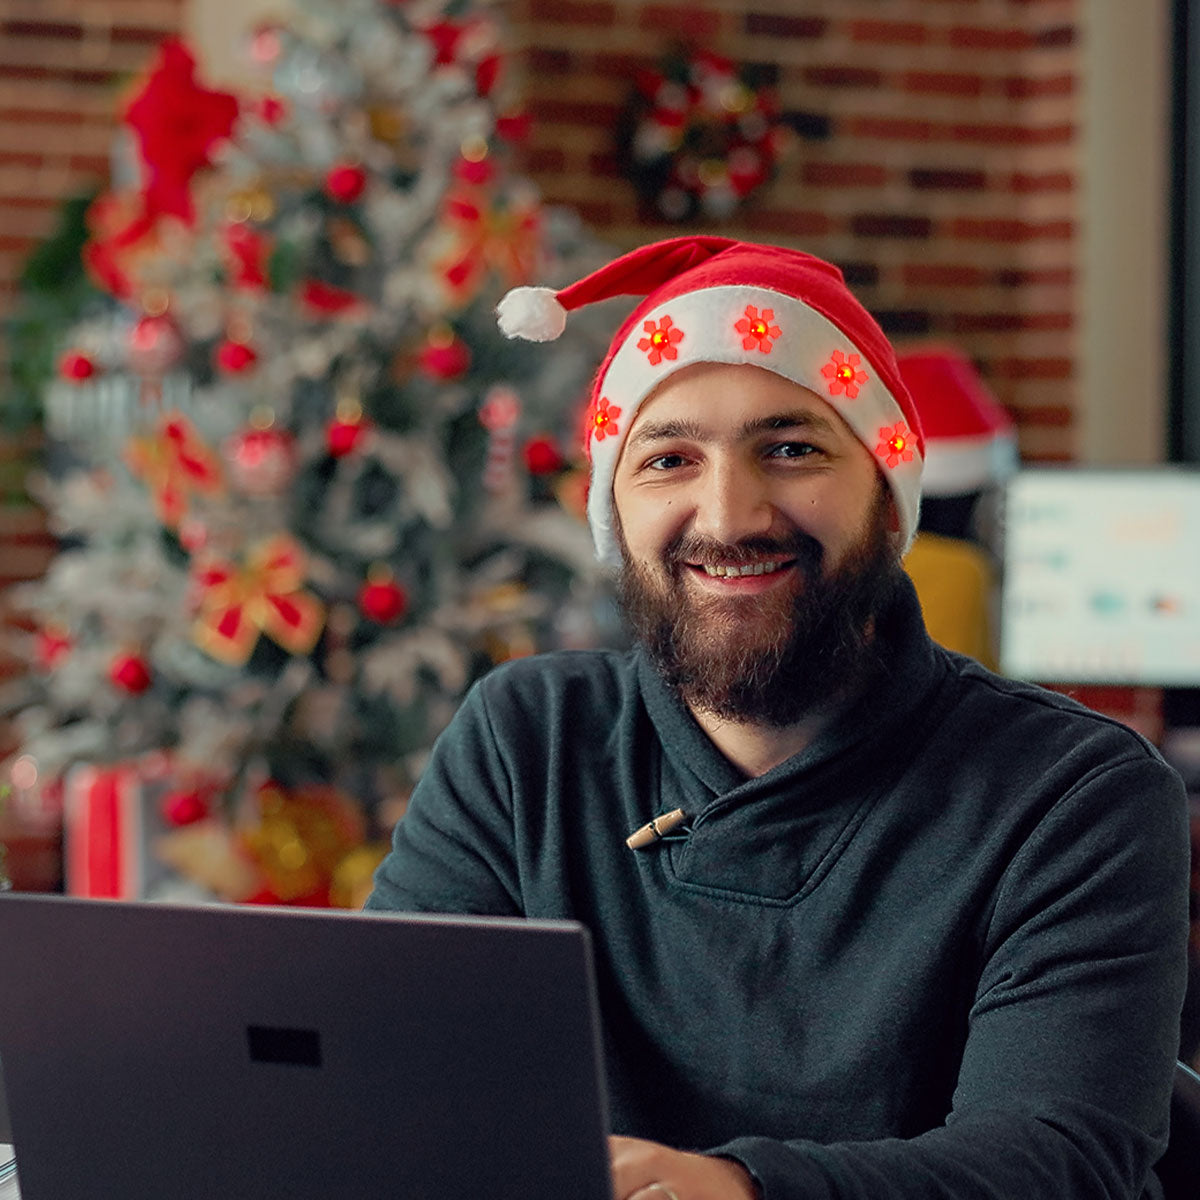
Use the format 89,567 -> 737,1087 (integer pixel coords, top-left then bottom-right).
647,453 -> 689,470
769,442 -> 816,459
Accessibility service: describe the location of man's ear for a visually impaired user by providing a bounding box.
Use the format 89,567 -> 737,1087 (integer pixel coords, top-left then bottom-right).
885,491 -> 901,534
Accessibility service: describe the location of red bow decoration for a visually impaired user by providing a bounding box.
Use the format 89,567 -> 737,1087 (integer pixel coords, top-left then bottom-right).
437,173 -> 542,305
125,412 -> 223,529
191,534 -> 325,666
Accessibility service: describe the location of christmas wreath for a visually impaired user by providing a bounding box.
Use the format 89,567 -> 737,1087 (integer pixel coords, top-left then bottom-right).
618,49 -> 790,223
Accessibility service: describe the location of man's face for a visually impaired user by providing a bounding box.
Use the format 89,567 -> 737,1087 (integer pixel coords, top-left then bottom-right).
611,361 -> 904,725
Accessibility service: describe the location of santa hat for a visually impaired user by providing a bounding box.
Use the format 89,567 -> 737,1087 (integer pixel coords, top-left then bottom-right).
497,236 -> 924,566
895,345 -> 1018,497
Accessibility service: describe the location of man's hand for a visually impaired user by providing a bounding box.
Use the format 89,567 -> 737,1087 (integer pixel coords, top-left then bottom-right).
609,1135 -> 760,1200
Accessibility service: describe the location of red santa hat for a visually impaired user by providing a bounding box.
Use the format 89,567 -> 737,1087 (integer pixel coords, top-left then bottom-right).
497,236 -> 924,566
894,345 -> 1018,498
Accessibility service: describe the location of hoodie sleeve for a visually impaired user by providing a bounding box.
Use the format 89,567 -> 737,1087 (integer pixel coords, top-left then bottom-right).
707,754 -> 1191,1200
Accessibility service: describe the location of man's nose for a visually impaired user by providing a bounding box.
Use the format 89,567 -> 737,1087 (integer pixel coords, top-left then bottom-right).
691,461 -> 776,544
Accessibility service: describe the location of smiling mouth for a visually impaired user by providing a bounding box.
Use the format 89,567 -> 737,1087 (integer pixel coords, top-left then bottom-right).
696,559 -> 795,578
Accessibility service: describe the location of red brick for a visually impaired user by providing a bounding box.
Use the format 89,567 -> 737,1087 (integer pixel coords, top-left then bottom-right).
637,5 -> 722,37
851,213 -> 933,239
0,195 -> 56,210
1016,404 -> 1074,427
1002,74 -> 1075,99
0,66 -> 113,86
0,109 -> 86,127
69,154 -> 111,175
949,122 -> 1039,145
801,161 -> 890,188
910,168 -> 986,190
948,26 -> 1036,50
743,209 -> 836,237
0,20 -> 169,47
526,98 -> 622,127
745,14 -> 827,39
902,71 -> 983,98
844,115 -> 935,142
0,234 -> 38,254
523,146 -> 567,173
593,52 -> 658,76
528,0 -> 617,25
803,66 -> 883,89
0,151 -> 41,169
1029,125 -> 1075,145
994,266 -> 1074,287
571,199 -> 616,225
902,263 -> 990,288
1010,171 -> 1075,193
951,311 -> 1072,333
849,20 -> 929,45
989,356 -> 1073,380
587,151 -> 621,177
950,217 -> 1073,242
0,20 -> 82,39
526,48 -> 573,75
1036,26 -> 1075,48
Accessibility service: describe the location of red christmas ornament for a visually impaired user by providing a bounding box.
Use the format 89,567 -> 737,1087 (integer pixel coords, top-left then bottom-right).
453,155 -> 496,187
222,424 -> 298,495
301,278 -> 364,317
326,413 -> 369,457
495,111 -> 533,145
325,163 -> 367,205
523,435 -> 566,476
109,652 -> 152,694
358,571 -> 408,624
418,329 -> 471,380
216,338 -> 259,374
476,54 -> 502,97
58,350 -> 98,382
35,625 -> 72,670
255,95 -> 288,127
161,788 -> 211,827
128,312 -> 185,376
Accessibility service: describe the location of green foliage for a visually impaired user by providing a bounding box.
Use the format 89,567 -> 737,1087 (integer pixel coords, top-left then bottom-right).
3,192 -> 108,431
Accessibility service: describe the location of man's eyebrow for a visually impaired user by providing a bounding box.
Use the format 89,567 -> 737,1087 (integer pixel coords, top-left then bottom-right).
627,410 -> 838,447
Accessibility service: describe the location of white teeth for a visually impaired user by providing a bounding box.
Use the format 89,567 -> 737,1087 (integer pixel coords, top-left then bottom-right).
703,561 -> 781,578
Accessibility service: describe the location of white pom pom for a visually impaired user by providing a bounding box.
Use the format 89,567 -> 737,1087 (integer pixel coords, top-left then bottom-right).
496,286 -> 567,342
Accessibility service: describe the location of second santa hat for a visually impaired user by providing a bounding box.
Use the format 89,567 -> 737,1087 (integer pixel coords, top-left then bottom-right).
497,236 -> 924,566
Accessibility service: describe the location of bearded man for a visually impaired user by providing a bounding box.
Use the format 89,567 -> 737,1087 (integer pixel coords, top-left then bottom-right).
366,238 -> 1189,1200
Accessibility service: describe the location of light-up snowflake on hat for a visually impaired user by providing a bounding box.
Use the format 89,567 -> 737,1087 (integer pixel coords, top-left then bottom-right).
821,350 -> 868,399
637,315 -> 684,366
876,422 -> 915,468
736,305 -> 781,354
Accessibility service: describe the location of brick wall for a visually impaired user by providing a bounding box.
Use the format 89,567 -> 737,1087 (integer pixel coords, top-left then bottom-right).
506,0 -> 1079,464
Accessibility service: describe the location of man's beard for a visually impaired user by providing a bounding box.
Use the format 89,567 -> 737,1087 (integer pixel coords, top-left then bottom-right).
616,489 -> 904,727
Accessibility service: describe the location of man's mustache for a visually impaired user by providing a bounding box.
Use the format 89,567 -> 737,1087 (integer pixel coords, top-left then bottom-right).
665,531 -> 824,574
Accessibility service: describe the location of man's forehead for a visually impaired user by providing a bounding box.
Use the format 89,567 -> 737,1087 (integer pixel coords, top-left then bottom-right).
626,363 -> 851,444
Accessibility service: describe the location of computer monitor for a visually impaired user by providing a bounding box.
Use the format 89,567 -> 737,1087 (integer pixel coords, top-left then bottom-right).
999,466 -> 1200,685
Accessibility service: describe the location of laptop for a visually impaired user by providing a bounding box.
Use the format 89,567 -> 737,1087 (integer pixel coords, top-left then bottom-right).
0,894 -> 612,1199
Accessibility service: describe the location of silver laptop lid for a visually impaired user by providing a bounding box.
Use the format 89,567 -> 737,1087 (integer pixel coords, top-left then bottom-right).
0,895 -> 611,1200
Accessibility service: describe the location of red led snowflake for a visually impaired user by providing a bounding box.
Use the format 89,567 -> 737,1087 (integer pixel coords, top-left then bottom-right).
735,305 -> 782,354
637,316 -> 684,366
821,350 -> 868,399
584,396 -> 622,458
876,422 -> 915,468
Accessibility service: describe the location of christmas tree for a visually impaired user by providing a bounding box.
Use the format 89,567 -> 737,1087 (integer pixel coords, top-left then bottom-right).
1,0 -> 621,907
